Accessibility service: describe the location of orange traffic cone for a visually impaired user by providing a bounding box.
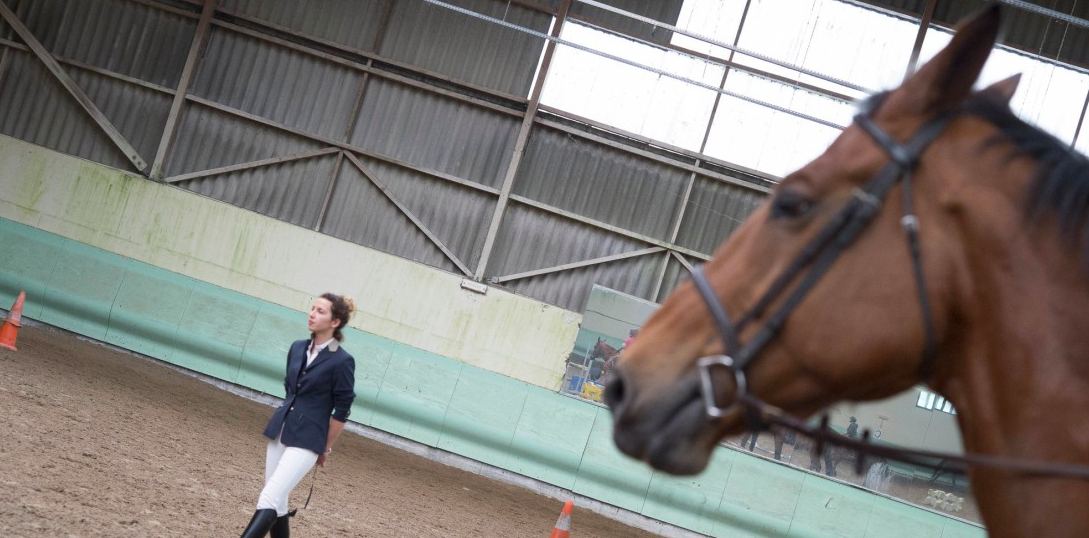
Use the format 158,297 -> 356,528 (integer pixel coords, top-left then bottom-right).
0,291 -> 25,352
549,500 -> 572,538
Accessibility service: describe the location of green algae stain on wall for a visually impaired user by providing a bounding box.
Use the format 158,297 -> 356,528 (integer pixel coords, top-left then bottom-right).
20,151 -> 48,209
0,141 -> 48,211
66,164 -> 134,235
142,190 -> 195,255
229,216 -> 266,276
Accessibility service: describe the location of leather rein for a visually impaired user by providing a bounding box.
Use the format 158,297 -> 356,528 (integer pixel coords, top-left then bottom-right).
690,97 -> 1089,481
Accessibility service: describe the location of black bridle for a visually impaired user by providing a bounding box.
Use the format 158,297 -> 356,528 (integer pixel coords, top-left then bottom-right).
689,100 -> 1089,481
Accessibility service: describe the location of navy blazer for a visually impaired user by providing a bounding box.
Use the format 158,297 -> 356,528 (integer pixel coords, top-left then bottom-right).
263,338 -> 356,454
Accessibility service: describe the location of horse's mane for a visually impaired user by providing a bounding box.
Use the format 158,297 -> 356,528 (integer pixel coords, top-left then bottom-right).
960,92 -> 1089,254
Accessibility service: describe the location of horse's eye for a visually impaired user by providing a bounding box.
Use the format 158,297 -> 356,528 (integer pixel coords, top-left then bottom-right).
770,189 -> 815,220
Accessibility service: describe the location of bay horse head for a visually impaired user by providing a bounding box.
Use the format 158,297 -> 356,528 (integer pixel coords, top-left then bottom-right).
605,5 -> 1089,535
590,337 -> 619,360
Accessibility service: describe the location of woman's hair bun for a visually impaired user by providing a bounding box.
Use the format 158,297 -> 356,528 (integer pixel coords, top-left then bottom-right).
342,295 -> 356,315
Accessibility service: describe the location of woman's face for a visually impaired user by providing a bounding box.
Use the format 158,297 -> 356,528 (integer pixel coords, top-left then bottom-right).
308,298 -> 340,334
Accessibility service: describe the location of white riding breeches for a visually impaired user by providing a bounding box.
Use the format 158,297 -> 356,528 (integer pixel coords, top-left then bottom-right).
256,436 -> 319,516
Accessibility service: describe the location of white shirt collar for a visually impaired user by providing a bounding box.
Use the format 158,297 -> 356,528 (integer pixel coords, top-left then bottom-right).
307,337 -> 336,365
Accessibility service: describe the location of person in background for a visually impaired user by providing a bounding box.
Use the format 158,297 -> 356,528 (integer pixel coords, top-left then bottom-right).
238,293 -> 357,538
739,429 -> 786,461
622,328 -> 638,350
603,329 -> 638,384
846,416 -> 859,439
739,431 -> 759,452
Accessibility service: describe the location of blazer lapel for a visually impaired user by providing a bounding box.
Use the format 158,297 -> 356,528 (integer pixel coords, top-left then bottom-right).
306,339 -> 339,371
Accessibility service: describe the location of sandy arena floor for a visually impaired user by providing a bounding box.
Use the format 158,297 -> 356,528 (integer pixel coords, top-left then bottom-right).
0,324 -> 664,538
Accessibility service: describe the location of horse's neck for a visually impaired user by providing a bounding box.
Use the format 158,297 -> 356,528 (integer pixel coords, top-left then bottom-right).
946,223 -> 1089,433
938,227 -> 1089,536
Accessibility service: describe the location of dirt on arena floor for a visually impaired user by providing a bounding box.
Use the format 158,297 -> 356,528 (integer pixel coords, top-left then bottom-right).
0,324 -> 663,538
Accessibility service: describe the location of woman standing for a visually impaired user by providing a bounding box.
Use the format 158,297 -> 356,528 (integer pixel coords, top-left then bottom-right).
239,293 -> 357,538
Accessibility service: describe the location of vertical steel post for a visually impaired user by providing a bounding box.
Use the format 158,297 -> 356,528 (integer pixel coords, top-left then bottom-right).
904,0 -> 938,80
474,0 -> 572,280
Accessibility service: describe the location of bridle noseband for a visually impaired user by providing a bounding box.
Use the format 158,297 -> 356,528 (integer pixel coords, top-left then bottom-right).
685,97 -> 1089,481
693,96 -> 949,421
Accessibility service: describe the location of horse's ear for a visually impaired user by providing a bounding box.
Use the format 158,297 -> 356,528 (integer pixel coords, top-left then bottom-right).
882,4 -> 1002,118
979,73 -> 1021,104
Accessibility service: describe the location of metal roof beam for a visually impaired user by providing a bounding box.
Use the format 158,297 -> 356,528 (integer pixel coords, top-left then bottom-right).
1073,88 -> 1089,150
163,147 -> 340,183
671,251 -> 694,272
0,45 -> 10,94
490,247 -> 665,284
509,195 -> 711,262
904,0 -> 938,80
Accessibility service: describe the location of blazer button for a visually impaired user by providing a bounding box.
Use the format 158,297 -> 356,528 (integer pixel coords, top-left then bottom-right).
289,406 -> 294,411
296,383 -> 301,389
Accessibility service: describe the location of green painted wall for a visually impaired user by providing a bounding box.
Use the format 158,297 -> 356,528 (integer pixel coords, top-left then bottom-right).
0,139 -> 985,537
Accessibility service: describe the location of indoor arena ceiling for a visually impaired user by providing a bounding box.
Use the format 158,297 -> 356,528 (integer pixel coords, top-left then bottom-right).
595,0 -> 1088,74
834,0 -> 1087,70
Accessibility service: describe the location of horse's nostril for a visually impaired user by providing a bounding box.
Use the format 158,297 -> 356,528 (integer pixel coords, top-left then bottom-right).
603,374 -> 625,410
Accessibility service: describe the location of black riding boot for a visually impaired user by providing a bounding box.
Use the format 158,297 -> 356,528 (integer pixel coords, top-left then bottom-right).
270,509 -> 295,538
239,509 -> 277,538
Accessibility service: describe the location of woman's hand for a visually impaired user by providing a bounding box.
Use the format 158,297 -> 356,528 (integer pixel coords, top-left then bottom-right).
322,419 -> 345,469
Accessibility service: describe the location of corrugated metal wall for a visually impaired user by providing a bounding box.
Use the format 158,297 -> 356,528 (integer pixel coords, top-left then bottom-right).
380,0 -> 549,97
6,0 -> 1081,313
323,155 -> 471,273
14,0 -> 191,87
323,155 -> 496,272
486,204 -> 666,308
513,124 -> 689,240
217,0 -> 385,52
350,77 -> 519,189
190,28 -> 367,142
